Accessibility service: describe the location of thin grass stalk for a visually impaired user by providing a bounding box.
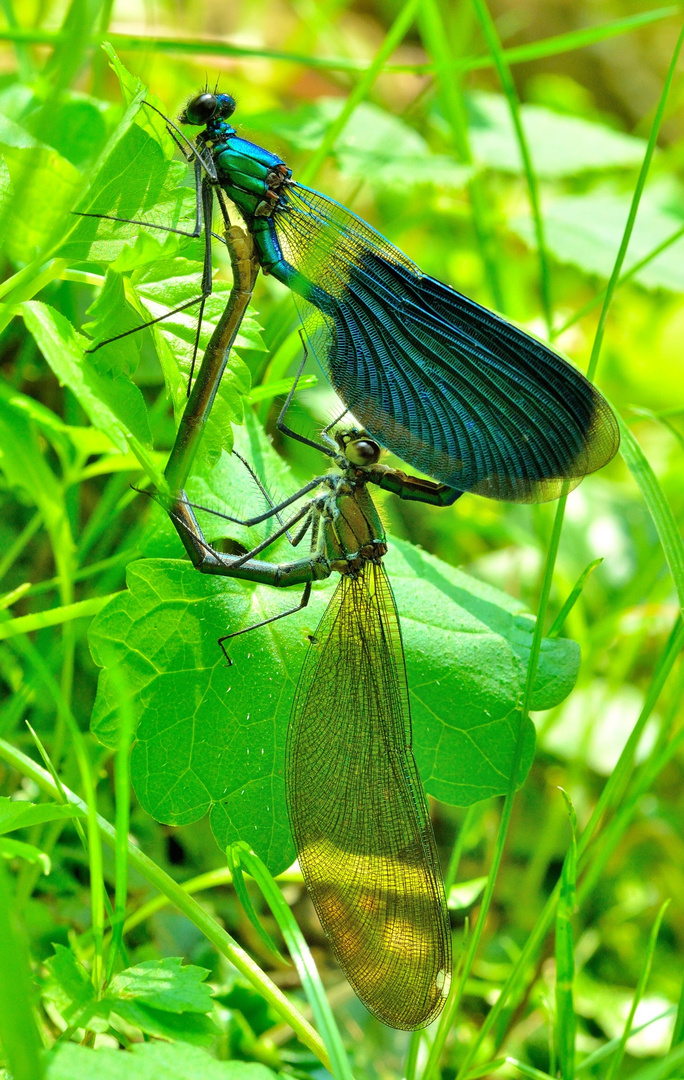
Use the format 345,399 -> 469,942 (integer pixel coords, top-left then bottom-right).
604,901 -> 670,1080
8,636 -> 106,991
555,793 -> 577,1080
298,0 -> 420,185
232,843 -> 353,1080
106,667 -> 134,980
0,739 -> 331,1071
404,1029 -> 421,1080
586,21 -> 684,382
425,496 -> 568,1080
454,615 -> 684,1074
470,0 -> 552,336
0,512 -> 41,582
552,223 -> 684,340
444,803 -> 480,893
419,0 -> 505,310
0,6 -> 674,74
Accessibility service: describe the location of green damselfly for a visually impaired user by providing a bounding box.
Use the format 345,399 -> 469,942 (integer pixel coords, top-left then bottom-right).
165,369 -> 457,1029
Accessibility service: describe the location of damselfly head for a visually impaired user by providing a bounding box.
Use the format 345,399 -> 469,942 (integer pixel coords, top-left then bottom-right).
179,92 -> 236,126
336,430 -> 381,467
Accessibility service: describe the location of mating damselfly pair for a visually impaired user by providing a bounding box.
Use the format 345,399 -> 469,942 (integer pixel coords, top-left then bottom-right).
83,83 -> 619,1029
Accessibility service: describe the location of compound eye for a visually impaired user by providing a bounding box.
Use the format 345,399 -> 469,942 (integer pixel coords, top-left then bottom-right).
346,438 -> 380,466
216,93 -> 237,118
181,93 -> 217,125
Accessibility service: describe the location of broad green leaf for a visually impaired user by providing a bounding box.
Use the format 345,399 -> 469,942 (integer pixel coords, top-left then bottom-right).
512,191 -> 684,293
46,1040 -> 278,1080
44,951 -> 217,1044
105,958 -> 214,1015
0,797 -> 84,835
250,98 -> 471,189
0,379 -> 74,464
466,91 -> 646,178
89,543 -> 577,872
22,300 -> 151,452
102,1000 -> 217,1045
32,95 -> 109,169
55,58 -> 193,268
83,244 -> 263,427
44,945 -> 95,1016
0,114 -> 82,262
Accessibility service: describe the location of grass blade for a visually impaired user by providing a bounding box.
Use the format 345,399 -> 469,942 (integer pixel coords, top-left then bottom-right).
470,0 -> 552,335
0,594 -> 118,641
227,845 -> 286,964
586,20 -> 684,381
0,860 -> 44,1079
231,843 -> 353,1080
604,900 -> 670,1080
618,416 -> 684,611
555,792 -> 577,1080
548,559 -> 602,638
106,667 -> 134,980
298,0 -> 420,185
0,7 -> 676,75
0,738 -> 330,1071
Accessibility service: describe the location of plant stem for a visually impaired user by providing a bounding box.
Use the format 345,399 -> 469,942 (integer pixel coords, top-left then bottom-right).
0,739 -> 331,1071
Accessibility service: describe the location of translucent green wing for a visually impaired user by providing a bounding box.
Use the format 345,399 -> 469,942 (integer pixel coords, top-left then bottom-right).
285,562 -> 452,1030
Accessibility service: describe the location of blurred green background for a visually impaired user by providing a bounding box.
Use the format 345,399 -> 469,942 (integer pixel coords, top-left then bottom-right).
0,1 -> 683,1078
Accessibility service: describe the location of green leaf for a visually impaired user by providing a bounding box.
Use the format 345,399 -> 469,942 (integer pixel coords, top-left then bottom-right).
44,944 -> 96,1016
466,91 -> 646,178
0,836 -> 50,873
83,248 -> 262,428
103,1000 -> 218,1045
89,443 -> 578,872
46,1040 -> 278,1080
45,952 -> 217,1044
251,98 -> 471,189
105,957 -> 214,1015
22,300 -> 152,452
0,114 -> 82,262
512,190 -> 684,293
0,797 -> 84,835
56,79 -> 195,269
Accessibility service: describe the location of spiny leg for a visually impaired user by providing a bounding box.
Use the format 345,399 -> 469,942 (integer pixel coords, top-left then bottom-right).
178,472 -> 327,529
276,340 -> 337,458
85,173 -> 220,364
218,582 -> 313,665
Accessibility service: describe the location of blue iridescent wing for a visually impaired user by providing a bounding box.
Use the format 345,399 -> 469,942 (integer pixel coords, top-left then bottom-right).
273,184 -> 619,502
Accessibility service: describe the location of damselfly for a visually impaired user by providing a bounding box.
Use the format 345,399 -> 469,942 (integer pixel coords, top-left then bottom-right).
85,90 -> 619,504
165,371 -> 458,1029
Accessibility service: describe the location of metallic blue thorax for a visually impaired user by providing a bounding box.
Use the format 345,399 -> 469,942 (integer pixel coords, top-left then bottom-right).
199,114 -> 298,288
